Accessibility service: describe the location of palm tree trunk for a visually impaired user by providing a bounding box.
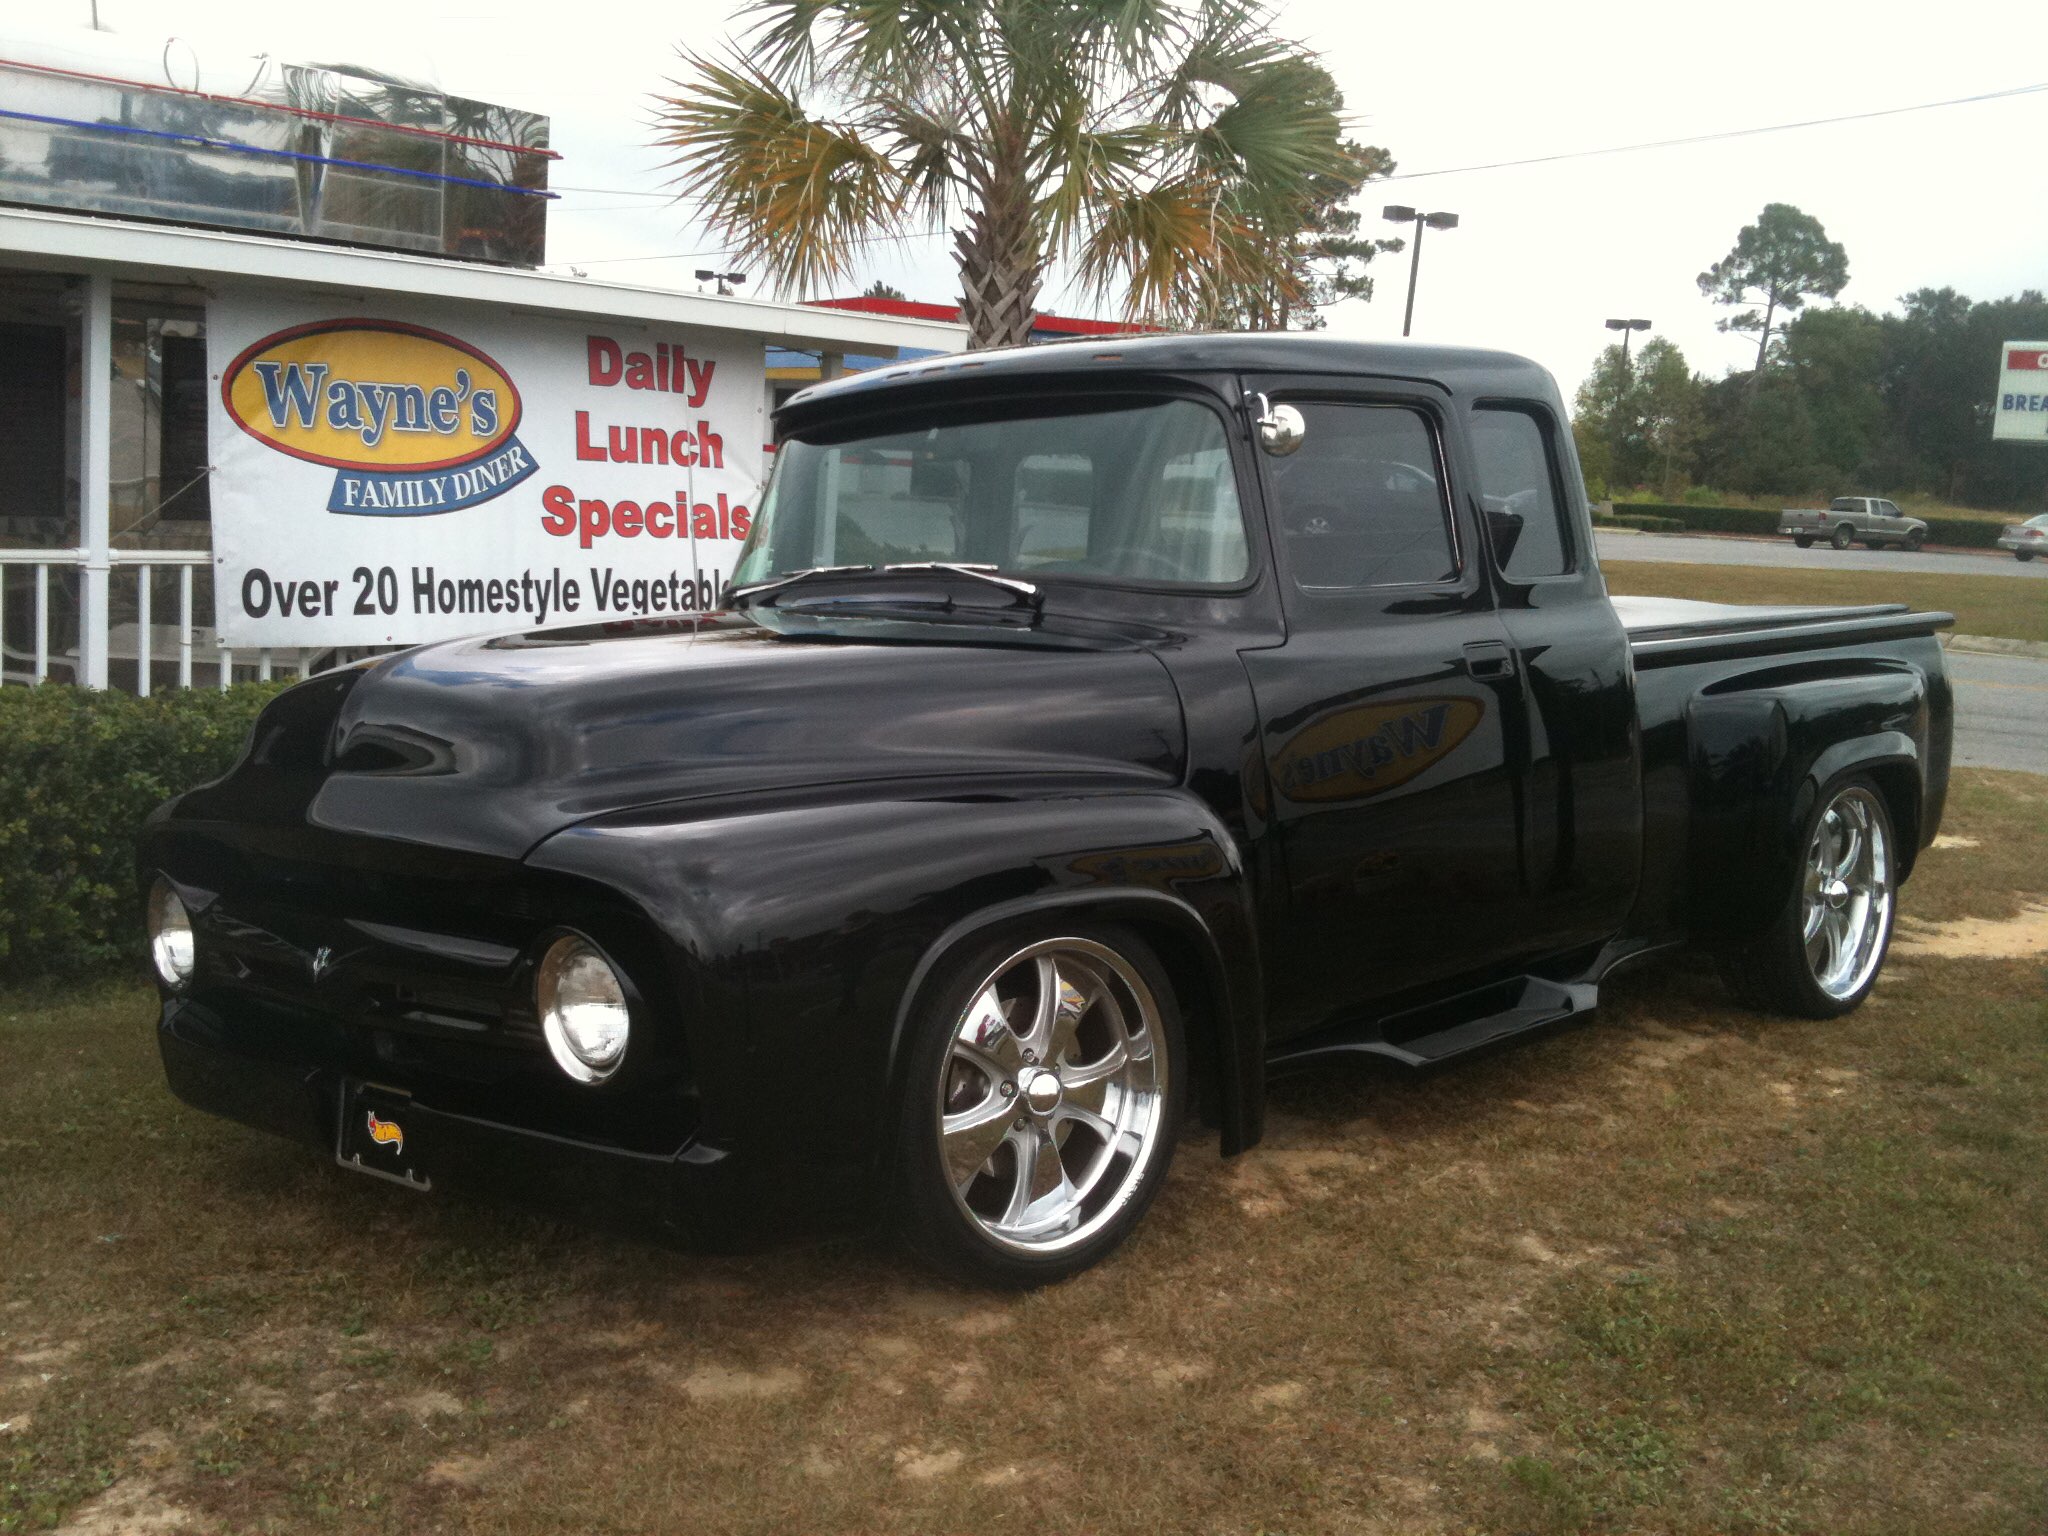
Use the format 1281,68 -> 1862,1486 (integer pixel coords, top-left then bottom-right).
953,146 -> 1042,350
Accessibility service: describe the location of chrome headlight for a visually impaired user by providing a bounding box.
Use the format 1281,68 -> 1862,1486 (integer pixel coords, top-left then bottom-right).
536,934 -> 630,1083
147,877 -> 195,989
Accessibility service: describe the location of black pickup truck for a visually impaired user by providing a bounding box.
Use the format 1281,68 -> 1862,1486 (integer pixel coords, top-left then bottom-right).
140,336 -> 1953,1285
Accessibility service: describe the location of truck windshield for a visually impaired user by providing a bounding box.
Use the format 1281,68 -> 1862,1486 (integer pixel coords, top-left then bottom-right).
733,397 -> 1250,590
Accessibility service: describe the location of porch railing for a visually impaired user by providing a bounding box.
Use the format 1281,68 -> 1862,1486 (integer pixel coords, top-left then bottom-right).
0,548 -> 315,693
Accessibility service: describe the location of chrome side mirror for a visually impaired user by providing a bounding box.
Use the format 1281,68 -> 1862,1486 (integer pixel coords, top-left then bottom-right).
1251,394 -> 1306,457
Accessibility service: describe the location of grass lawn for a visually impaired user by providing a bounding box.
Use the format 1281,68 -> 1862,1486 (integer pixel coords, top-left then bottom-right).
1606,559 -> 2048,646
5,769 -> 2047,1535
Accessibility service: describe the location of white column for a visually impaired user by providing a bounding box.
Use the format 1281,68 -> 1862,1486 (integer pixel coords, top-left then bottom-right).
176,563 -> 193,690
79,273 -> 114,689
135,564 -> 152,696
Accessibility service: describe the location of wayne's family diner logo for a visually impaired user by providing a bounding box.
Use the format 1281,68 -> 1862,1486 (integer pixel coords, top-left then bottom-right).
221,319 -> 539,515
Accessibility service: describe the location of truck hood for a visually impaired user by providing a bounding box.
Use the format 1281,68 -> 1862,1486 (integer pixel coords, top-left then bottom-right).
167,611 -> 1188,860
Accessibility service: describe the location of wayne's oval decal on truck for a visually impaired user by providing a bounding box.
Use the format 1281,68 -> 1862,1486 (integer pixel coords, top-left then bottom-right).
1272,696 -> 1483,803
220,319 -> 539,515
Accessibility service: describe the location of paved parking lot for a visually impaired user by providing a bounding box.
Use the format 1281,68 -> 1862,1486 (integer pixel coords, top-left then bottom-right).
1599,530 -> 2047,579
1950,649 -> 2048,774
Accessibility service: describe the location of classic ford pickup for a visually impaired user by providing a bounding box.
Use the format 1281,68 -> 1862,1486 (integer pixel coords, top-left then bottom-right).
141,336 -> 1954,1285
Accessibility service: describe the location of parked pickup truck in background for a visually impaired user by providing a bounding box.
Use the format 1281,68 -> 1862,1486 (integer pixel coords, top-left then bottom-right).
1780,497 -> 1929,550
1996,513 -> 2048,561
139,335 -> 1956,1286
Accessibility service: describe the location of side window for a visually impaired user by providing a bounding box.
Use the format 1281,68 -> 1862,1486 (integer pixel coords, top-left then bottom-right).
1268,403 -> 1457,590
1468,405 -> 1571,579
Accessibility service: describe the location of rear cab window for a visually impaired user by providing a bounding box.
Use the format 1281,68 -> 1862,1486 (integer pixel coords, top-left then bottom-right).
1468,404 -> 1573,579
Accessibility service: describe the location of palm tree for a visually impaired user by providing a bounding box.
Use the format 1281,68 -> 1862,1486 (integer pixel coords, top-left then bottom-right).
654,0 -> 1356,349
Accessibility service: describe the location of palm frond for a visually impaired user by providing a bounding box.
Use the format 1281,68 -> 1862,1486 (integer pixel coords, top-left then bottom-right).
654,51 -> 908,296
1034,117 -> 1158,254
1075,174 -> 1254,321
737,0 -> 837,86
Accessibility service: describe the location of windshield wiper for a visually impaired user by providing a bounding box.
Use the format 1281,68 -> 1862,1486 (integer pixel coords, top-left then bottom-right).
733,561 -> 1041,613
881,563 -> 1039,600
728,564 -> 875,601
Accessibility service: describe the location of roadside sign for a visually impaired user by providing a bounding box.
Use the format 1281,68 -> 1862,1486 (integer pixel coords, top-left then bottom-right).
209,296 -> 765,647
1993,340 -> 2048,443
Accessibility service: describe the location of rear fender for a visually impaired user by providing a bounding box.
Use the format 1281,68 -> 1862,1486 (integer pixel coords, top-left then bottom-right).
1683,664 -> 1929,939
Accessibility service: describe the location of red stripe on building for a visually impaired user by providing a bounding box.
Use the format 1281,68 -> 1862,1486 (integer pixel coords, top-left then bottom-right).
806,295 -> 1158,337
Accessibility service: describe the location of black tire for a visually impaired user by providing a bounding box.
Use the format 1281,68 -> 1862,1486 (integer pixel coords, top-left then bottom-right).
1793,536 -> 1814,549
892,922 -> 1186,1287
1902,533 -> 1924,552
1830,523 -> 1855,549
2019,551 -> 2035,563
1719,775 -> 1898,1019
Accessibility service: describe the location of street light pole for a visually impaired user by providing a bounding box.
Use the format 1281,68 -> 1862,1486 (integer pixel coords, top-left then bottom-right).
1605,317 -> 1651,363
1384,206 -> 1460,338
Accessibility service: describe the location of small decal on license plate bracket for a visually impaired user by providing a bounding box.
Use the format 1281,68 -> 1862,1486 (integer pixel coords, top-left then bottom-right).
336,1081 -> 432,1191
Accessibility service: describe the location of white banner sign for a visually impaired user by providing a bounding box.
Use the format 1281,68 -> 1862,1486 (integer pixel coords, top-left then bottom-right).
208,295 -> 765,646
1993,339 -> 2048,443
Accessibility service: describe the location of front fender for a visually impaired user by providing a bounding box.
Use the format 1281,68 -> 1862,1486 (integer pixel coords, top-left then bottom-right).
526,786 -> 1261,1236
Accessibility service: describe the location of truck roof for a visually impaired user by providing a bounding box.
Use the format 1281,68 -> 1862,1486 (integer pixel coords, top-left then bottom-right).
776,332 -> 1563,431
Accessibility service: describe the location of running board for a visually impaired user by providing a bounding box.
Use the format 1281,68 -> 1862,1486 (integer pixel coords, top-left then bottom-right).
1267,976 -> 1598,1072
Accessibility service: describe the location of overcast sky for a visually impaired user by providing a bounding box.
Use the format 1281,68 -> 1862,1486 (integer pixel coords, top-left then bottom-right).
67,0 -> 2048,398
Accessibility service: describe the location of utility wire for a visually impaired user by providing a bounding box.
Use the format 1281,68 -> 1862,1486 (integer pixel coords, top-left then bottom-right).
546,82 -> 2047,270
1378,81 -> 2046,182
548,81 -> 2047,202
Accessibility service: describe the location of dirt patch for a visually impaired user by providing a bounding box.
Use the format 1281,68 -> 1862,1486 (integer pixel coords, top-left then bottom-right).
671,1364 -> 804,1402
1150,1358 -> 1211,1389
1625,1019 -> 1717,1074
400,1389 -> 465,1421
1894,902 -> 2048,959
53,1477 -> 202,1535
893,1446 -> 964,1480
424,1454 -> 498,1489
1930,834 -> 1981,850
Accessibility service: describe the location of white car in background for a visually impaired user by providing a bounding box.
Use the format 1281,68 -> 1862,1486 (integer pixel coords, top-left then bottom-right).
1995,513 -> 2048,561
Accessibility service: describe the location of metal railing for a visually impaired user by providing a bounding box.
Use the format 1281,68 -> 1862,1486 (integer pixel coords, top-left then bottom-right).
0,548 -> 314,693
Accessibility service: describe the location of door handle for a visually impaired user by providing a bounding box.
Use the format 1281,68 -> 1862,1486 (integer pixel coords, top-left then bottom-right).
1462,640 -> 1516,680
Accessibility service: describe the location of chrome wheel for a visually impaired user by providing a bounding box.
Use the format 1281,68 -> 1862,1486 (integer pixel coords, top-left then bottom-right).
936,937 -> 1169,1257
1801,785 -> 1893,1000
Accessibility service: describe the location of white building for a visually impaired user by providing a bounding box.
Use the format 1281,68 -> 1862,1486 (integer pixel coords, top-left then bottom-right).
0,33 -> 963,691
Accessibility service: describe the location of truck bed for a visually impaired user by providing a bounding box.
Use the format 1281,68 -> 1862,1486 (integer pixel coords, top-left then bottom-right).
1612,595 -> 1951,666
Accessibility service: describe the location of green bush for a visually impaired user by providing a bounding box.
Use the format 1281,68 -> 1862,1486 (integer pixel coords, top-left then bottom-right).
0,682 -> 286,978
1921,517 -> 2004,550
1615,502 -> 1781,536
1610,514 -> 1685,533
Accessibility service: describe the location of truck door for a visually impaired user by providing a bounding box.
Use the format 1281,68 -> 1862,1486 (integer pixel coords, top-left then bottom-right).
1462,399 -> 1643,960
1238,381 -> 1528,1035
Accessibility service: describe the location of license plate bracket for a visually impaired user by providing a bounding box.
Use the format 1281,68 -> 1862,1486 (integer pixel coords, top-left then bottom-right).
335,1081 -> 432,1192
